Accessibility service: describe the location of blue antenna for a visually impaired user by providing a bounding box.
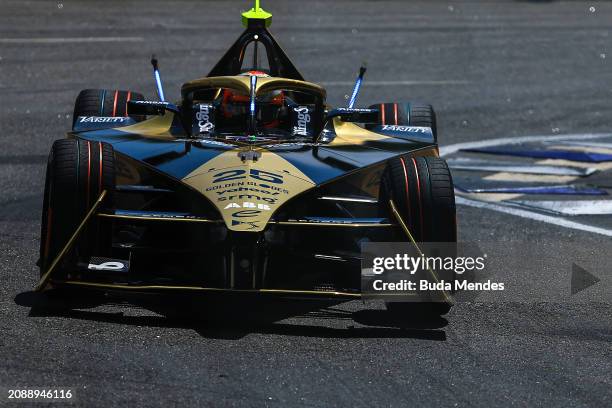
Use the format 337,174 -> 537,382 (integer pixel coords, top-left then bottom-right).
348,65 -> 367,108
151,55 -> 166,102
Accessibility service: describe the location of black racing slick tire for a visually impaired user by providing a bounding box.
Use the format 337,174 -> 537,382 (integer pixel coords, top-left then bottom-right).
380,156 -> 456,243
380,155 -> 456,317
72,89 -> 145,126
367,102 -> 437,141
39,139 -> 115,276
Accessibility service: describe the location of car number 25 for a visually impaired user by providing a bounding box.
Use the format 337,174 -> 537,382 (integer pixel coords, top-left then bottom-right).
212,169 -> 283,184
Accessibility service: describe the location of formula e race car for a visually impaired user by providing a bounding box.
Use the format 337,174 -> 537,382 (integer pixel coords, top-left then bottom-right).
36,2 -> 456,315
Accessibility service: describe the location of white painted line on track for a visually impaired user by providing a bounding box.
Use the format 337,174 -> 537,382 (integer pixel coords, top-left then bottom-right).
483,172 -> 579,184
0,37 -> 144,44
510,200 -> 612,216
456,196 -> 612,237
440,133 -> 612,157
456,192 -> 523,202
321,80 -> 469,86
536,159 -> 612,171
447,161 -> 594,176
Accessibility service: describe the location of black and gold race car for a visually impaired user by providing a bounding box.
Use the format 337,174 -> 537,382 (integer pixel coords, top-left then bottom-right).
36,2 -> 456,314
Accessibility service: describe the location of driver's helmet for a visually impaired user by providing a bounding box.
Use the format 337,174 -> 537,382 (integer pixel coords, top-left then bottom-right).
240,70 -> 269,78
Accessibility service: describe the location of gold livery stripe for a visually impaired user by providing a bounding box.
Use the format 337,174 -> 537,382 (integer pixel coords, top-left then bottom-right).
60,280 -> 362,298
181,76 -> 326,99
98,213 -> 394,228
269,221 -> 394,227
114,111 -> 176,138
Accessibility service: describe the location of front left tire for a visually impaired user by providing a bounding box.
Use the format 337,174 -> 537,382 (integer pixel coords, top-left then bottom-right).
39,139 -> 115,275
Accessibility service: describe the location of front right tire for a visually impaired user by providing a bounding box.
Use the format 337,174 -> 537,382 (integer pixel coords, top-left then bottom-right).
380,156 -> 456,243
379,155 -> 456,316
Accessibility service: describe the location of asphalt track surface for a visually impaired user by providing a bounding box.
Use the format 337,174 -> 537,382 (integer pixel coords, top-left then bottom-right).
1,1 -> 612,407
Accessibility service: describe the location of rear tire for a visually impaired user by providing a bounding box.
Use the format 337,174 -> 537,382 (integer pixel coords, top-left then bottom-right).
379,155 -> 456,317
39,139 -> 115,276
72,89 -> 145,126
367,102 -> 437,141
